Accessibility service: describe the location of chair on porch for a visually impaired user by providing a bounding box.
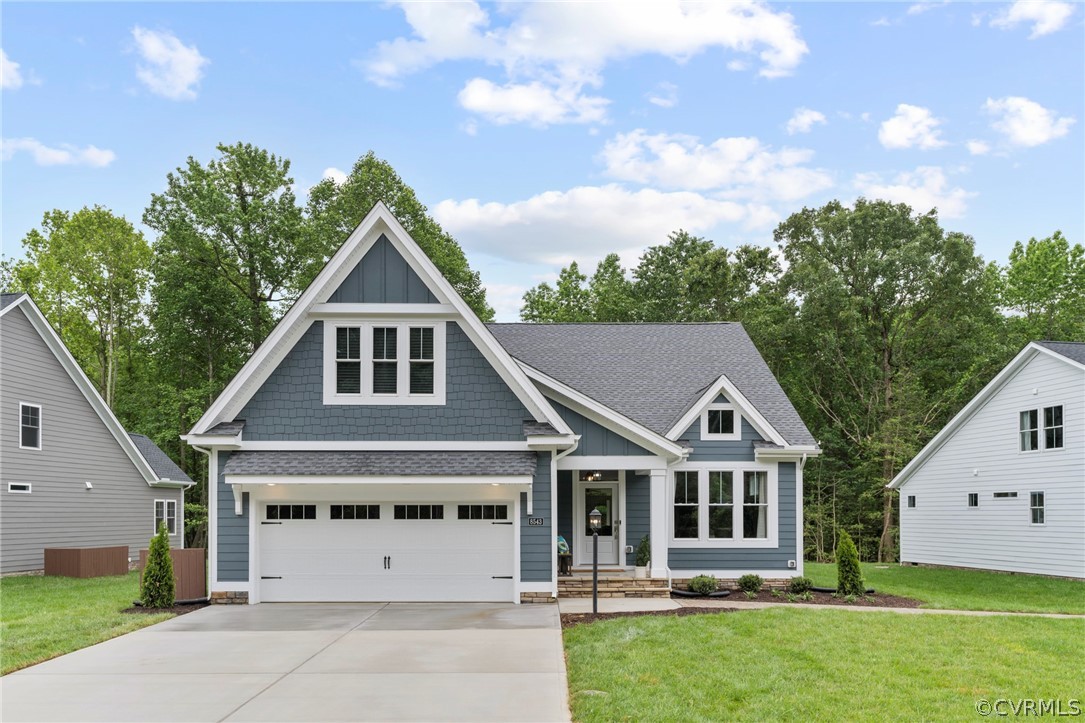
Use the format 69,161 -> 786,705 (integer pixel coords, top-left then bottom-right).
557,535 -> 572,576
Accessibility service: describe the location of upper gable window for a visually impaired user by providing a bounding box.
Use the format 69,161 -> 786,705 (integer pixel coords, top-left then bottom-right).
701,403 -> 740,441
324,322 -> 445,405
19,403 -> 41,450
1043,406 -> 1063,450
1019,410 -> 1038,452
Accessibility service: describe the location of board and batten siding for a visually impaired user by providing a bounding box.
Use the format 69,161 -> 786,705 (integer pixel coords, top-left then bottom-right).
0,305 -> 182,574
328,235 -> 438,304
548,400 -> 654,456
898,352 -> 1085,578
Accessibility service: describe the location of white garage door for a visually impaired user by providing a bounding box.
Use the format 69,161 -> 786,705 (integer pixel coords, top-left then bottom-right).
258,501 -> 515,602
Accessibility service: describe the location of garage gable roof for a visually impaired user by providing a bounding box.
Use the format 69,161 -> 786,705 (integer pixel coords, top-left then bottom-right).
222,450 -> 538,477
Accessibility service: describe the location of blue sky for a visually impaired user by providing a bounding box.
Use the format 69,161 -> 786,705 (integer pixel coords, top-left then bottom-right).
2,1 -> 1082,320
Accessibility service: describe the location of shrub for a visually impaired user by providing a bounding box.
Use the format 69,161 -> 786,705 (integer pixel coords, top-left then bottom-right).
788,576 -> 813,595
687,575 -> 718,595
844,594 -> 857,604
786,593 -> 797,603
836,530 -> 865,597
141,522 -> 175,608
800,591 -> 814,602
635,535 -> 651,567
770,588 -> 781,598
744,590 -> 757,599
737,574 -> 764,594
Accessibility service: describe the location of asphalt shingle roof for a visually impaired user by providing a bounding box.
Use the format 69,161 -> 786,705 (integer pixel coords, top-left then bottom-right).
523,421 -> 559,436
487,322 -> 816,446
1036,341 -> 1085,366
1,292 -> 26,311
128,433 -> 194,484
205,420 -> 246,435
223,451 -> 538,477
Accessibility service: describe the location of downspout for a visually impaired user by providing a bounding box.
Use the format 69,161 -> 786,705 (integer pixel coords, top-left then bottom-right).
549,436 -> 580,599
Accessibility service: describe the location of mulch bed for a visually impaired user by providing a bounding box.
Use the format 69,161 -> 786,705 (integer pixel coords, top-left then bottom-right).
722,589 -> 923,608
561,607 -> 734,629
122,602 -> 209,615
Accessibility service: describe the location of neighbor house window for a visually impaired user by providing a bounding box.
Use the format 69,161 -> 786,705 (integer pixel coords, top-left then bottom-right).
708,471 -> 733,539
671,467 -> 776,546
7,483 -> 31,494
967,493 -> 979,508
324,322 -> 445,405
993,492 -> 1018,499
701,403 -> 740,440
1043,406 -> 1063,450
673,471 -> 699,539
1030,492 -> 1044,525
743,471 -> 768,539
1019,410 -> 1039,451
154,499 -> 177,535
907,495 -> 916,508
19,403 -> 41,450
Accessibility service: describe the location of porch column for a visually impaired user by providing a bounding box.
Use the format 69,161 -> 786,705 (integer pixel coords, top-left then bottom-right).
649,469 -> 668,579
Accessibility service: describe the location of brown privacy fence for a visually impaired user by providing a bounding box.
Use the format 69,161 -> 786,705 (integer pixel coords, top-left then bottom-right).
139,548 -> 207,600
44,546 -> 128,578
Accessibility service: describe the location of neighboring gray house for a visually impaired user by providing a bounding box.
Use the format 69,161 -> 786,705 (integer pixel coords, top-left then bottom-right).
890,341 -> 1084,579
184,203 -> 819,604
0,293 -> 193,574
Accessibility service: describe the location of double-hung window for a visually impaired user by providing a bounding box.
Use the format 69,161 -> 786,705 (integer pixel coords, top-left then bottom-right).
324,322 -> 445,404
1030,492 -> 1045,525
154,499 -> 177,535
1019,410 -> 1039,451
672,466 -> 776,547
1043,406 -> 1063,450
19,403 -> 41,450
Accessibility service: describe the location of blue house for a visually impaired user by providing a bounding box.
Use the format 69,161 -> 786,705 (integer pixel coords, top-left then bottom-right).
184,203 -> 819,603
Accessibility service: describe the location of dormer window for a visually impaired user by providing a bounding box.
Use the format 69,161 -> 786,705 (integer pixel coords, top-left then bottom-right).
701,403 -> 740,441
324,321 -> 445,405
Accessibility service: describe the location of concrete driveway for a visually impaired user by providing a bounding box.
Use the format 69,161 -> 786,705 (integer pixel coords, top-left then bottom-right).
0,603 -> 570,723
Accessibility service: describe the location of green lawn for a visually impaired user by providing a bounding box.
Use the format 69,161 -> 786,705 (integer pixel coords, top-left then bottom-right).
804,562 -> 1085,615
0,572 -> 174,675
564,609 -> 1085,722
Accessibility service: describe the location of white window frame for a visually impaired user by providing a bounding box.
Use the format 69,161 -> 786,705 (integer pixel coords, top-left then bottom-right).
1042,405 -> 1064,450
967,492 -> 978,508
19,402 -> 42,450
1018,409 -> 1039,453
1029,491 -> 1045,526
154,499 -> 177,536
907,495 -> 916,508
322,320 -> 446,405
701,403 -> 741,441
669,462 -> 778,548
7,483 -> 32,494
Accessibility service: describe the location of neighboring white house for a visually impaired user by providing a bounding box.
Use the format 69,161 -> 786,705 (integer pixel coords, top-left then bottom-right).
889,341 -> 1085,579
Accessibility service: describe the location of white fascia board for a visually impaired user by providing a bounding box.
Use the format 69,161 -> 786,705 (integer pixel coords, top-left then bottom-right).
754,446 -> 822,462
149,479 -> 196,489
526,435 -> 578,448
225,475 -> 532,486
180,433 -> 242,449
666,373 -> 787,446
309,303 -> 457,318
519,363 -> 686,460
13,297 -> 160,484
239,440 -> 538,451
190,202 -> 572,437
888,345 -> 1041,489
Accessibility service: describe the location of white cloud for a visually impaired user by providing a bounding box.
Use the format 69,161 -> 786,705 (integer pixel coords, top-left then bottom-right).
364,1 -> 807,126
433,184 -> 773,266
853,166 -> 975,218
647,82 -> 678,109
599,129 -> 833,202
907,1 -> 950,15
786,107 -> 827,135
878,104 -> 947,150
966,139 -> 991,156
983,96 -> 1075,147
871,17 -> 892,27
726,59 -> 748,71
322,167 -> 348,185
131,27 -> 209,100
457,78 -> 608,126
991,0 -> 1075,38
1,49 -> 24,90
1,137 -> 116,167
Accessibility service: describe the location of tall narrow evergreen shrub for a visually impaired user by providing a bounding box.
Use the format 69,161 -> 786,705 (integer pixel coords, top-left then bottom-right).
141,522 -> 175,608
835,530 -> 865,596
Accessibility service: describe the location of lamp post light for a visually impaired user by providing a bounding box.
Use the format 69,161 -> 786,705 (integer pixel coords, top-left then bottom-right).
589,507 -> 603,614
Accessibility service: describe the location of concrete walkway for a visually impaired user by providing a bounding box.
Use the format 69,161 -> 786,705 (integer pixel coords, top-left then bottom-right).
557,597 -> 1085,619
0,603 -> 571,723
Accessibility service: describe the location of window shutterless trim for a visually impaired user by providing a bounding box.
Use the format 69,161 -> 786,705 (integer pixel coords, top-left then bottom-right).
18,402 -> 42,450
1019,409 -> 1039,453
907,495 -> 916,508
153,499 -> 177,535
668,462 -> 778,548
323,321 -> 446,405
1043,405 -> 1064,450
1029,491 -> 1045,526
7,483 -> 32,494
700,403 -> 740,441
967,493 -> 978,508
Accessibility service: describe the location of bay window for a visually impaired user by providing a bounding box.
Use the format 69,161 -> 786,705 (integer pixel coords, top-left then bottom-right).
671,465 -> 777,547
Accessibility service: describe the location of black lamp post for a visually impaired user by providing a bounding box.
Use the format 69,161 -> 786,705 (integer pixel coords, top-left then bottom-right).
589,507 -> 603,613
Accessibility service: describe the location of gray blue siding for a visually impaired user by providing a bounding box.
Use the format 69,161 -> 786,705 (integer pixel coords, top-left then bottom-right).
624,472 -> 651,566
520,452 -> 552,582
329,235 -> 437,304
679,417 -> 764,462
216,451 -> 250,582
549,400 -> 653,456
669,462 -> 796,572
557,471 -> 573,544
239,321 -> 531,440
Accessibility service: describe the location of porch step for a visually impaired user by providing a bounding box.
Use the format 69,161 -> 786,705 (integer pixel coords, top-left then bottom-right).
558,576 -> 671,599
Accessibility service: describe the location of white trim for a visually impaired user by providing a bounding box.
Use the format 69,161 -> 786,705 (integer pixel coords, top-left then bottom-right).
225,475 -> 532,486
700,403 -> 740,441
667,462 -> 779,549
556,455 -> 668,471
754,445 -> 821,462
322,320 -> 447,406
519,363 -> 686,460
649,469 -> 668,578
190,203 -> 572,437
209,449 -> 219,586
180,434 -> 242,449
890,343 -> 1083,489
153,498 -> 178,536
795,457 -> 804,577
310,303 -> 457,318
1028,490 -> 1046,526
7,483 -> 32,494
236,440 -> 570,452
519,582 -> 553,594
513,492 -> 522,604
249,490 -> 260,604
665,374 -> 787,446
18,402 -> 42,450
669,568 -> 802,579
572,476 -> 623,567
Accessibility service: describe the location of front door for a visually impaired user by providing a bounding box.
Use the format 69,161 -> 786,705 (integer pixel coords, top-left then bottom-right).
579,483 -> 620,566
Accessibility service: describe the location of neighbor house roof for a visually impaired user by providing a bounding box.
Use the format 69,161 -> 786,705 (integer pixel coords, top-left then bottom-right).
222,451 -> 538,477
1034,341 -> 1085,366
0,292 -> 26,311
487,323 -> 816,447
128,434 -> 195,485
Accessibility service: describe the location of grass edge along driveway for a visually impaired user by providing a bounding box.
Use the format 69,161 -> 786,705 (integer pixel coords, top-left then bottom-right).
0,571 -> 174,675
564,608 -> 1085,722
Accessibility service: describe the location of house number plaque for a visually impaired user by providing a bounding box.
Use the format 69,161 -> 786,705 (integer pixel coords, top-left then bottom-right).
527,517 -> 545,526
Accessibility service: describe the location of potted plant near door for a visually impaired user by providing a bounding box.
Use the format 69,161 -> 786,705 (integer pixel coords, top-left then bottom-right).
634,535 -> 650,579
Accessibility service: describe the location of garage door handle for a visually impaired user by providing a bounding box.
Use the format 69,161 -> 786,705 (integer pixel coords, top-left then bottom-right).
261,576 -> 282,580
492,575 -> 513,579
261,521 -> 282,525
491,521 -> 513,525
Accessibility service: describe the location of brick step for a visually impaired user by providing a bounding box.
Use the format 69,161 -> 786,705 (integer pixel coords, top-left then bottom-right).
559,578 -> 668,589
559,587 -> 672,599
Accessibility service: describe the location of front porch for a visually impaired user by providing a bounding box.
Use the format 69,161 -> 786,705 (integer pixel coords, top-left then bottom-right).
558,570 -> 671,599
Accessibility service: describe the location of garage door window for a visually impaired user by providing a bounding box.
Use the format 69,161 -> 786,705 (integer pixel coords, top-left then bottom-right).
394,504 -> 444,520
457,504 -> 508,520
266,504 -> 316,520
331,504 -> 380,520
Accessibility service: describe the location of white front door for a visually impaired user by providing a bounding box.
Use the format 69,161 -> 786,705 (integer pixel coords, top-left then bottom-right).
578,483 -> 620,566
